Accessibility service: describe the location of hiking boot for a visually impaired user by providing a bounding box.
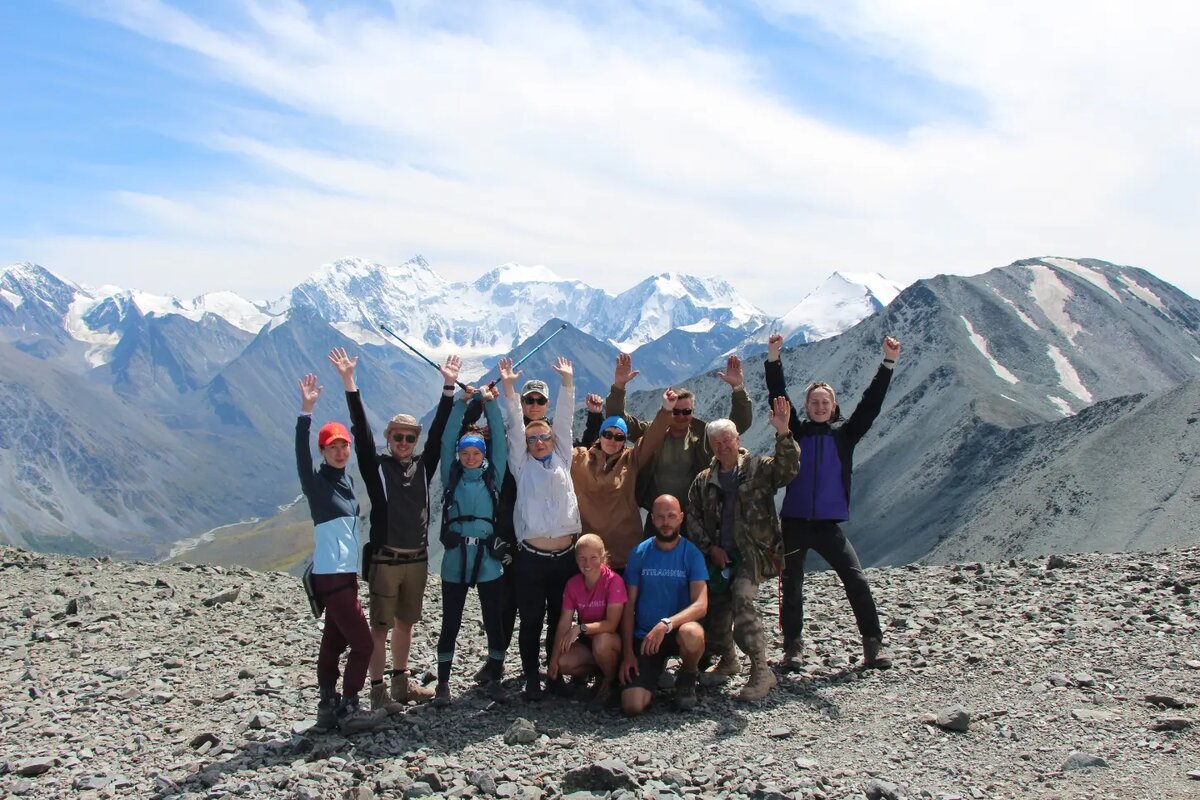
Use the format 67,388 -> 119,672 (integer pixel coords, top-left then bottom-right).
336,696 -> 384,735
675,669 -> 698,711
473,660 -> 492,685
431,682 -> 451,708
484,679 -> 507,702
314,690 -> 340,732
736,658 -> 777,702
863,637 -> 892,670
522,673 -> 543,702
781,640 -> 804,673
391,672 -> 435,704
588,680 -> 614,711
370,681 -> 406,714
699,649 -> 741,687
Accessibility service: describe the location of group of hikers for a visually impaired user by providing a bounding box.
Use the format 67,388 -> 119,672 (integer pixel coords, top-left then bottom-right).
296,332 -> 902,733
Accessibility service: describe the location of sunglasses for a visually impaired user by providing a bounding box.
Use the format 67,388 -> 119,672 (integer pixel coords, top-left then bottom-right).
391,433 -> 419,444
522,396 -> 548,406
526,433 -> 555,444
671,408 -> 693,416
600,431 -> 626,442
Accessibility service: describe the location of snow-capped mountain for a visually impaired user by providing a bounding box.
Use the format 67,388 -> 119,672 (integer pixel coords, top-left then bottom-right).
282,257 -> 769,379
774,271 -> 903,345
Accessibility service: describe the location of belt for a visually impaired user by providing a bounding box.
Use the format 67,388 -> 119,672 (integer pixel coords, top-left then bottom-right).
373,547 -> 428,565
462,537 -> 484,547
518,539 -> 576,558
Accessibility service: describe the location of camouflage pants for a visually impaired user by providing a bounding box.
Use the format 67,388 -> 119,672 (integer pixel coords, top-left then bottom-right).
705,572 -> 768,661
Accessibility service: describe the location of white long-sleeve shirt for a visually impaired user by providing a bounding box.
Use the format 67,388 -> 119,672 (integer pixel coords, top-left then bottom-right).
504,384 -> 582,541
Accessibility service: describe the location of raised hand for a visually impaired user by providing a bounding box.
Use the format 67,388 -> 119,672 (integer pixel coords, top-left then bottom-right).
298,373 -> 322,413
662,386 -> 678,411
883,336 -> 901,362
768,395 -> 792,433
478,384 -> 498,404
586,393 -> 604,414
614,353 -> 640,389
327,347 -> 357,390
440,354 -> 463,388
497,357 -> 521,386
458,384 -> 479,404
718,355 -> 744,388
551,356 -> 574,387
767,333 -> 784,362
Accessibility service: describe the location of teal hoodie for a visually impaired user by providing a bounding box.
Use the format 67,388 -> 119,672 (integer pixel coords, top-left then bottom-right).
439,398 -> 508,584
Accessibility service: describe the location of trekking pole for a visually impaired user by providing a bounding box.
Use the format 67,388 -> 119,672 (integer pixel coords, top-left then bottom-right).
511,322 -> 569,370
376,322 -> 470,390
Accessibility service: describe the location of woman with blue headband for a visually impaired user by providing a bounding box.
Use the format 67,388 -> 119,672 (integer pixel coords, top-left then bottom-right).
432,383 -> 509,707
571,385 -> 678,573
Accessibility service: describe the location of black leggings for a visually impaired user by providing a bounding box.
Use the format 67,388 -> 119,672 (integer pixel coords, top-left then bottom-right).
437,577 -> 506,683
780,519 -> 882,645
514,547 -> 578,676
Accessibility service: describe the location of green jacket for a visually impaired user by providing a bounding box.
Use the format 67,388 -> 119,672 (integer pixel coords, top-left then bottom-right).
605,384 -> 753,509
685,432 -> 800,585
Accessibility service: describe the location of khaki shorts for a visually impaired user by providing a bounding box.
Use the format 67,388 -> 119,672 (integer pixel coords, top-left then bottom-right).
368,560 -> 428,627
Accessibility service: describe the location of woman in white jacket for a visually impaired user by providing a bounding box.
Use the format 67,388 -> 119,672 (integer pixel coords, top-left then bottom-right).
499,355 -> 582,700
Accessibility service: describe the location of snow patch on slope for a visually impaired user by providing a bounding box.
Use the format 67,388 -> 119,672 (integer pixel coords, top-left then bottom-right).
192,292 -> 272,332
678,320 -> 715,333
1044,258 -> 1121,301
1118,274 -> 1168,313
992,289 -> 1039,330
775,272 -> 902,343
1047,396 -> 1074,417
1028,266 -> 1083,344
961,316 -> 1019,384
0,289 -> 20,309
64,296 -> 121,367
1046,344 -> 1093,403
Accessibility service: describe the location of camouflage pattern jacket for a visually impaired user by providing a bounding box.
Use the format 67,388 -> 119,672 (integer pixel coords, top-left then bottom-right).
685,432 -> 800,585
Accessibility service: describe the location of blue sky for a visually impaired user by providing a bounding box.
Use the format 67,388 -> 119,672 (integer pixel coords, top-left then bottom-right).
3,1 -> 1198,313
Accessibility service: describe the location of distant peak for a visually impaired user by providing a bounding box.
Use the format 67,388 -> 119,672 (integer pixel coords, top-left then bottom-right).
487,263 -> 566,284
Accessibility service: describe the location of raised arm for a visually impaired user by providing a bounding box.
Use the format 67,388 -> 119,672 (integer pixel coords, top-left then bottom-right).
295,373 -> 321,497
605,353 -> 651,442
842,336 -> 899,445
498,357 -> 527,479
421,355 -> 462,485
329,348 -> 385,507
719,355 -> 754,434
550,356 -> 576,461
763,396 -> 801,488
579,393 -> 604,448
764,333 -> 801,431
632,387 -> 676,466
440,391 -> 471,485
481,385 -> 508,484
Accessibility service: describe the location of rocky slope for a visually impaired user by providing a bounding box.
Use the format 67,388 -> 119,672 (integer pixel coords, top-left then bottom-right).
1,545 -> 1197,799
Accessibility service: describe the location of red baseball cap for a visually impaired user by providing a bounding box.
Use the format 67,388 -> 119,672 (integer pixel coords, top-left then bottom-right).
318,422 -> 351,448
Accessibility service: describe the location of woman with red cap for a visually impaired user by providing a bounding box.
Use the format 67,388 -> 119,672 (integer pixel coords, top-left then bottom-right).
296,372 -> 381,735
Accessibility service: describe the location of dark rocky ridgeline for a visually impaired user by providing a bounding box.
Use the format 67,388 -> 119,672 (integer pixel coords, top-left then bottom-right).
1,545 -> 1197,799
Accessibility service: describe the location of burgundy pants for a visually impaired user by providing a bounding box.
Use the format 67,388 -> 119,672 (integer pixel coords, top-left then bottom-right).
312,573 -> 373,697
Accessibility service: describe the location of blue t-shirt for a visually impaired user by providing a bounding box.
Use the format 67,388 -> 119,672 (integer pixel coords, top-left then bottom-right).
624,537 -> 708,638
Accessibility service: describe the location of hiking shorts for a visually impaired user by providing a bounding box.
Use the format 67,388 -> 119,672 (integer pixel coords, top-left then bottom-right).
624,631 -> 681,692
368,560 -> 427,626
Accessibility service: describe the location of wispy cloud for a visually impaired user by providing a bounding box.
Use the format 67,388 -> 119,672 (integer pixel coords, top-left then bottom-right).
5,0 -> 1199,310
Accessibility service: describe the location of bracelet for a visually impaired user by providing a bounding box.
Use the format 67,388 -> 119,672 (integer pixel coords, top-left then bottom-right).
882,358 -> 895,365
443,385 -> 455,390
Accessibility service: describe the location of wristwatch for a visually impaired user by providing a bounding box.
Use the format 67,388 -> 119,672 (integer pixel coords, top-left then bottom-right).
578,622 -> 589,638
660,617 -> 673,633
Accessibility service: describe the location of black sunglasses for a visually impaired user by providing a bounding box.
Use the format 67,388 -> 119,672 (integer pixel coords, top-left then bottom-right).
391,433 -> 418,444
522,396 -> 548,406
600,431 -> 626,442
671,408 -> 693,416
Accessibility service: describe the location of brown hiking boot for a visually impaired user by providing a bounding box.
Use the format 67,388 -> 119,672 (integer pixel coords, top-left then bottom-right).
699,648 -> 741,687
781,640 -> 804,673
370,682 -> 406,714
863,637 -> 892,670
391,672 -> 435,704
736,658 -> 777,702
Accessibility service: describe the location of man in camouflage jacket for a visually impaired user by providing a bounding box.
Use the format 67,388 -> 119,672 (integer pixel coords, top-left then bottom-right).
685,396 -> 799,701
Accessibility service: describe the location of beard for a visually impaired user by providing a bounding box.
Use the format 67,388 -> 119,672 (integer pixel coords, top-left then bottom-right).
654,526 -> 680,543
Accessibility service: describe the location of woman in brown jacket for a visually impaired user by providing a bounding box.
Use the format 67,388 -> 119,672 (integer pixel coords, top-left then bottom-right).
571,387 -> 677,571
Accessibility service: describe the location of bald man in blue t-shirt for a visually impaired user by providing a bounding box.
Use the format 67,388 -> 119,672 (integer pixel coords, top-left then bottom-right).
620,494 -> 708,715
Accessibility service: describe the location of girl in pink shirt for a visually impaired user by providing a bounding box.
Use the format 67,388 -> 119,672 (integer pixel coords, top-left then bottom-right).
549,534 -> 627,707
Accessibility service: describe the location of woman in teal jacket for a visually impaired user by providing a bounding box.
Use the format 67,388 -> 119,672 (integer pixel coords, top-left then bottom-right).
433,384 -> 509,706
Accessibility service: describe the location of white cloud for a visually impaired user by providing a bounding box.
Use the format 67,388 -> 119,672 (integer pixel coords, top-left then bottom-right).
27,0 -> 1200,311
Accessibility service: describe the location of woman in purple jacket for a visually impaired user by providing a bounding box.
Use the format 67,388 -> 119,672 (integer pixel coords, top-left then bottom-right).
764,333 -> 901,672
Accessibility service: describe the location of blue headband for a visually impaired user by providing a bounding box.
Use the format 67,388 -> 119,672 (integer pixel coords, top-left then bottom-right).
600,416 -> 628,437
457,434 -> 486,454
